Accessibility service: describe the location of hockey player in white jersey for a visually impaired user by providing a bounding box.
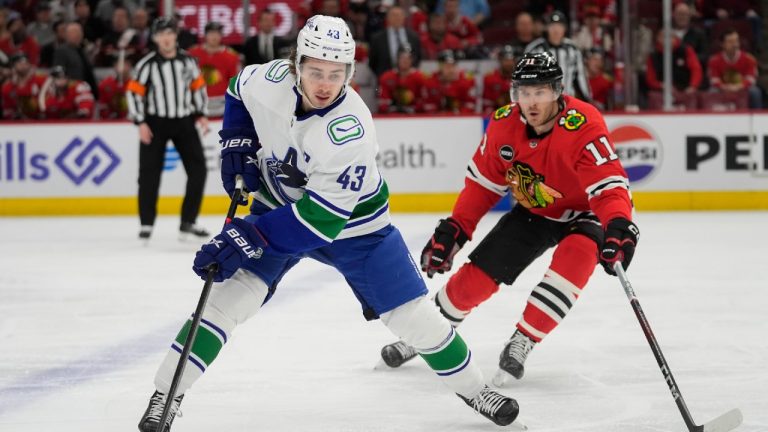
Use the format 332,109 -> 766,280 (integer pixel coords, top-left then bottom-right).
137,15 -> 519,431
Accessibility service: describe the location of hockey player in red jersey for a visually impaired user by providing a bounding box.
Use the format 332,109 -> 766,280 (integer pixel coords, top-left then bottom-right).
39,66 -> 94,119
380,51 -> 639,386
377,46 -> 427,114
1,53 -> 47,119
423,49 -> 476,114
481,45 -> 516,114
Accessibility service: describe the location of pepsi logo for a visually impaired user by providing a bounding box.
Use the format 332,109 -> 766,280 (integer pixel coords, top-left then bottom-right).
610,123 -> 662,184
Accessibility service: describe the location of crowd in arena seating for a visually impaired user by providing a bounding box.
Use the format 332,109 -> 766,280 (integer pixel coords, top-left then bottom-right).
0,0 -> 764,120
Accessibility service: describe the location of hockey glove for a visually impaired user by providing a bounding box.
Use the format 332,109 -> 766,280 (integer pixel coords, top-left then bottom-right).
220,128 -> 261,205
600,217 -> 640,275
193,218 -> 269,282
421,217 -> 469,278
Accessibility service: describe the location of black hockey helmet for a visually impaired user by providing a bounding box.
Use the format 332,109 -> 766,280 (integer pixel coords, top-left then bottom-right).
510,51 -> 563,101
151,16 -> 177,35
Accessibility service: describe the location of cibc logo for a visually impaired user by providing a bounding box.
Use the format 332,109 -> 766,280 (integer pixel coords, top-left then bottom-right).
609,124 -> 663,184
55,137 -> 120,185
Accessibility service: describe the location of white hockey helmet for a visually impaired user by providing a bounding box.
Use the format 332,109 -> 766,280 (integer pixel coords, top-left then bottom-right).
295,15 -> 356,96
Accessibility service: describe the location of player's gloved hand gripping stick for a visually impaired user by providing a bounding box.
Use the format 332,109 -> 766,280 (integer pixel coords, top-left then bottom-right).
613,262 -> 743,432
157,176 -> 247,431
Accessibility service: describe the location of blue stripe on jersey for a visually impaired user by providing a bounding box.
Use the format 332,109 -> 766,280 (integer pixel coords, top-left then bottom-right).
359,176 -> 382,202
307,190 -> 352,217
346,203 -> 388,228
253,204 -> 330,254
222,92 -> 254,130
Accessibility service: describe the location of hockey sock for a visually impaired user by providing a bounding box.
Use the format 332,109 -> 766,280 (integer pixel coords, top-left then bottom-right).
418,327 -> 485,399
517,234 -> 597,342
443,262 -> 500,316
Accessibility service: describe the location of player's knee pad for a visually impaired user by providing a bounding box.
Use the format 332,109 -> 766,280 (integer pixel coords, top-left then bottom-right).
381,295 -> 453,351
444,262 -> 500,313
205,268 -> 270,333
550,233 -> 599,289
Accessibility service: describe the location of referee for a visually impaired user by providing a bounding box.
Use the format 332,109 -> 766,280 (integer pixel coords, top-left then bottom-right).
127,17 -> 210,241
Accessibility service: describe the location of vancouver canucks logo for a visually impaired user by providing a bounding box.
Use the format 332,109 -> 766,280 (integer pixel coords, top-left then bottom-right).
327,115 -> 364,145
265,61 -> 290,83
264,147 -> 308,203
558,109 -> 586,131
506,162 -> 563,208
493,104 -> 512,120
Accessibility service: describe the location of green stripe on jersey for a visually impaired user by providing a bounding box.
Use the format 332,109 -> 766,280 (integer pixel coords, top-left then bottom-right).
227,75 -> 240,99
175,320 -> 225,367
419,332 -> 469,373
350,180 -> 389,220
295,196 -> 347,240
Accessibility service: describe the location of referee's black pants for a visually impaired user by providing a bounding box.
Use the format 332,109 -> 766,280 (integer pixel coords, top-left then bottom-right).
138,116 -> 207,227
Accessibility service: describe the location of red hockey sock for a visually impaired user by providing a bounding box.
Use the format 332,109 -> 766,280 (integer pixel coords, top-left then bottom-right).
444,262 -> 500,313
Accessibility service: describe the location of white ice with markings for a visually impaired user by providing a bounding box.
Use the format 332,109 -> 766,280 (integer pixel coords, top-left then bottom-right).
0,211 -> 766,431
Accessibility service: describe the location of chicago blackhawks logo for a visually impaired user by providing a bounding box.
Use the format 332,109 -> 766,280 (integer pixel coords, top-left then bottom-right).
558,109 -> 586,131
493,104 -> 512,120
506,162 -> 563,209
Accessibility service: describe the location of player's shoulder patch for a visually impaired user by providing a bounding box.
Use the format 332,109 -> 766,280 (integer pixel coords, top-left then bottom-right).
493,104 -> 513,121
327,114 -> 365,145
558,108 -> 587,131
264,60 -> 290,83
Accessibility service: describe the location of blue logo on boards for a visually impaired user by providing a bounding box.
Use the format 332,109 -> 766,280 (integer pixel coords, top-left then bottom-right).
55,137 -> 120,185
1,136 -> 120,184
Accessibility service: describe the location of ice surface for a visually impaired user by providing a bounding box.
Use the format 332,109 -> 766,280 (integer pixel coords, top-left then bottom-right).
0,212 -> 766,431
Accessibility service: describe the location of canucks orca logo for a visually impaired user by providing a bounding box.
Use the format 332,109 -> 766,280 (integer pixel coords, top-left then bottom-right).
264,148 -> 308,203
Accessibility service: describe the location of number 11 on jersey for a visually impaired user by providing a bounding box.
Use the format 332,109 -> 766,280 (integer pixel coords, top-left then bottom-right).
585,136 -> 619,166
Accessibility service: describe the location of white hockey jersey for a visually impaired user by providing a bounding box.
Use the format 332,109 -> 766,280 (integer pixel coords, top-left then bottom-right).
226,59 -> 390,244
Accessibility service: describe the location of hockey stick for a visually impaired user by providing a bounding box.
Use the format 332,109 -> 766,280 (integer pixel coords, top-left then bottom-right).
158,176 -> 246,431
613,262 -> 743,432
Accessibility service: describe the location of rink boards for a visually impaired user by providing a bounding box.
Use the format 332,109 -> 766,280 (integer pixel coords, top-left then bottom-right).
1,113 -> 767,215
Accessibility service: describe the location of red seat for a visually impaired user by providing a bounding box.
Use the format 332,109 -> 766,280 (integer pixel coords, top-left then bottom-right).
698,90 -> 748,110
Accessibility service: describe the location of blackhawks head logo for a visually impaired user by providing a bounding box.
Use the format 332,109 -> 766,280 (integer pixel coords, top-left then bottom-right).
506,162 -> 563,209
558,109 -> 586,131
493,104 -> 512,120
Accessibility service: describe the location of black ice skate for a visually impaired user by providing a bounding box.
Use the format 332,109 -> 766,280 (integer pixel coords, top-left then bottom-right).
459,385 -> 519,426
380,340 -> 418,368
179,222 -> 210,240
492,330 -> 537,387
139,225 -> 153,242
138,390 -> 184,432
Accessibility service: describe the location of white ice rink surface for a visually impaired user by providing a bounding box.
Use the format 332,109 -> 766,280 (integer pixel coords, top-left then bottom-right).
1,211 -> 766,432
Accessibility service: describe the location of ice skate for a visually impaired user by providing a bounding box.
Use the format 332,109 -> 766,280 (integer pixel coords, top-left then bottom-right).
139,225 -> 153,245
179,222 -> 210,241
459,385 -> 519,426
380,340 -> 418,368
492,330 -> 537,387
138,390 -> 183,432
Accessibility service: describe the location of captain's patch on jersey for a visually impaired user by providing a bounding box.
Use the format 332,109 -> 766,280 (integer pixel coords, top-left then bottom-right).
499,145 -> 515,161
558,109 -> 586,131
493,104 -> 512,120
327,115 -> 364,145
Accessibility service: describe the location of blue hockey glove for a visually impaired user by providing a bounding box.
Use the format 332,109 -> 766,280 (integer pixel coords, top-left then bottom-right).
220,128 -> 261,205
600,217 -> 640,275
193,218 -> 269,282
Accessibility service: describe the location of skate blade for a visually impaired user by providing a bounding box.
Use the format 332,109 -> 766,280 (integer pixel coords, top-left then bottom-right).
509,418 -> 528,431
492,369 -> 513,387
374,358 -> 393,371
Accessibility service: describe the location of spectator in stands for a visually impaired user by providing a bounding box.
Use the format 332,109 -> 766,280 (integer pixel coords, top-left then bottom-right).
585,47 -> 613,110
369,5 -> 421,76
0,10 -> 10,51
377,45 -> 427,114
189,21 -> 240,117
435,0 -> 490,27
673,1 -> 707,72
526,10 -> 591,102
131,8 -> 150,56
707,29 -> 761,109
97,6 -> 140,66
173,13 -> 198,50
243,10 -> 290,66
509,12 -> 535,54
0,51 -> 10,88
572,5 -> 612,56
422,49 -> 476,113
40,19 -> 66,67
701,0 -> 760,47
442,0 -> 482,58
1,53 -> 47,119
318,0 -> 343,18
94,0 -> 138,26
1,16 -> 40,65
408,0 -> 430,36
39,64 -> 93,118
645,29 -> 701,110
73,0 -> 106,45
53,22 -> 97,97
97,55 -> 130,118
419,12 -> 462,60
481,44 -> 515,113
27,2 -> 55,48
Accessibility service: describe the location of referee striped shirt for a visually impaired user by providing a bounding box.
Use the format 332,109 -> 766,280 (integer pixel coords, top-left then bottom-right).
525,37 -> 592,101
126,51 -> 208,124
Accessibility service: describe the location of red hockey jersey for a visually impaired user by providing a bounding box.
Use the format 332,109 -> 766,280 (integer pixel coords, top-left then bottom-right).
97,75 -> 129,119
482,69 -> 512,114
41,80 -> 94,119
422,70 -> 476,114
377,68 -> 427,113
1,73 -> 47,119
188,45 -> 241,98
452,95 -> 632,238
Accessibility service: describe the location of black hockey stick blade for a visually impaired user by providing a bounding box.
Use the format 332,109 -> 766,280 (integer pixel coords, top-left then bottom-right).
698,408 -> 742,432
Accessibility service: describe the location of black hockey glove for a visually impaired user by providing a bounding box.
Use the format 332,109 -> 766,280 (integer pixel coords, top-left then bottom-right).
600,217 -> 640,275
421,218 -> 469,278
